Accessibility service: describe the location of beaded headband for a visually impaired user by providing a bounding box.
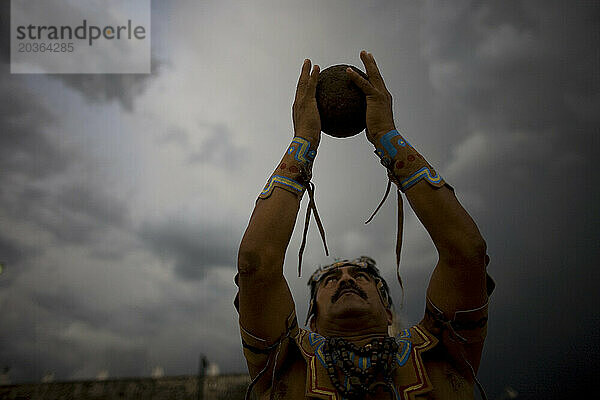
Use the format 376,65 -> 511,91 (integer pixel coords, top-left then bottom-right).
305,256 -> 392,326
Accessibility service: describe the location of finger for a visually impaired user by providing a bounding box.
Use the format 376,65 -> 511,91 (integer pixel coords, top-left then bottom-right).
346,67 -> 377,96
307,64 -> 320,97
296,59 -> 312,97
360,50 -> 386,90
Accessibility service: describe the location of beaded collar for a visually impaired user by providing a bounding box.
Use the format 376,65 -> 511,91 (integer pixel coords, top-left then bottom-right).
321,335 -> 399,399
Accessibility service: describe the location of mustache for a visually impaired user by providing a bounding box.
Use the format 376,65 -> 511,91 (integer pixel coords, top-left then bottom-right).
331,281 -> 368,303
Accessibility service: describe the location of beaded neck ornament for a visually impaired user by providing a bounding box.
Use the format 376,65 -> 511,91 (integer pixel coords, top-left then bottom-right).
322,335 -> 399,398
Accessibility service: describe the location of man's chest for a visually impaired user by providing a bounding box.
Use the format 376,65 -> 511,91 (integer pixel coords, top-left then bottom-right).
270,358 -> 398,400
270,359 -> 473,400
266,351 -> 474,400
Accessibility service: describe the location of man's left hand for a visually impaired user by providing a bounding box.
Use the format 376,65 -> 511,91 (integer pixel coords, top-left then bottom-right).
346,50 -> 395,143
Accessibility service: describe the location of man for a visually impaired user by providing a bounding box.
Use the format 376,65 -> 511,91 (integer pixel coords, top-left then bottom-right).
236,50 -> 493,399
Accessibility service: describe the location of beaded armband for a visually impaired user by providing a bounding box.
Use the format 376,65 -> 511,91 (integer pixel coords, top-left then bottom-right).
259,136 -> 317,200
257,136 -> 327,274
373,129 -> 445,192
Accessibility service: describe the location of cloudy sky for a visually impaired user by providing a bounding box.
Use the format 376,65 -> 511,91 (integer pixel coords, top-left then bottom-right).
0,1 -> 598,398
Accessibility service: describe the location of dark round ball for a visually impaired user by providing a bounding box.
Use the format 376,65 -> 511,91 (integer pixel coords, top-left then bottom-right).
316,64 -> 368,138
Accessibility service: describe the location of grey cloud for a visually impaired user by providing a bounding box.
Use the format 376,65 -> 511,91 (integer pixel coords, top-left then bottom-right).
0,72 -> 131,247
0,56 -> 151,396
188,122 -> 247,167
423,1 -> 598,144
56,183 -> 129,229
0,2 -> 8,62
139,218 -> 239,280
0,234 -> 23,269
0,76 -> 69,180
0,262 -> 225,383
158,122 -> 247,168
160,126 -> 190,146
0,1 -> 160,111
0,233 -> 39,287
0,0 -> 597,394
0,182 -> 137,383
420,1 -> 599,397
1,308 -> 149,382
0,25 -> 143,385
50,0 -> 165,111
57,68 -> 161,111
2,179 -> 130,247
0,60 -> 71,282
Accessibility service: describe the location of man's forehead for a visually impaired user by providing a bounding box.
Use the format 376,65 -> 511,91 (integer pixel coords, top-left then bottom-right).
308,257 -> 379,285
321,265 -> 363,277
317,265 -> 375,287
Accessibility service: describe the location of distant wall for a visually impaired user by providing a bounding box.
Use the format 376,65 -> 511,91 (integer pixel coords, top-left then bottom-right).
0,374 -> 251,400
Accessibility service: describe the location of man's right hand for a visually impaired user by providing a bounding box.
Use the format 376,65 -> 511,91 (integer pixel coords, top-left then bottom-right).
292,59 -> 321,145
346,50 -> 396,143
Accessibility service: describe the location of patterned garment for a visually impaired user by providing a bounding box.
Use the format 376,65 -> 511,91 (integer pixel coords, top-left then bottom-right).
237,296 -> 491,400
294,324 -> 438,399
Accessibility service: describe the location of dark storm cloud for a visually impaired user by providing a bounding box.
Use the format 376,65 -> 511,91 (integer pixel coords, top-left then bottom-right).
0,234 -> 24,268
56,72 -> 159,111
421,1 -> 599,398
424,0 -> 598,145
0,0 -> 596,393
0,74 -> 136,382
0,59 -> 70,279
52,183 -> 129,238
139,218 -> 239,280
0,58 -> 221,386
0,2 -> 8,62
162,121 -> 247,168
0,1 -> 160,111
0,1 -> 173,385
0,7 -> 149,384
0,233 -> 39,289
1,298 -> 149,382
0,5 -> 131,249
1,177 -> 131,248
0,74 -> 69,180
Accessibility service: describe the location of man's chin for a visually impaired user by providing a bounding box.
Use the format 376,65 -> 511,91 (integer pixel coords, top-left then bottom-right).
330,297 -> 370,315
334,291 -> 364,302
330,304 -> 371,319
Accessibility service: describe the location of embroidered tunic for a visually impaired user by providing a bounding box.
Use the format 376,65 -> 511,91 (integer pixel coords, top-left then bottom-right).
238,296 -> 490,400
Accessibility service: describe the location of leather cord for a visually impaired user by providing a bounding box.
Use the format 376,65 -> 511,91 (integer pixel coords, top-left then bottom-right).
298,181 -> 329,276
364,177 -> 405,304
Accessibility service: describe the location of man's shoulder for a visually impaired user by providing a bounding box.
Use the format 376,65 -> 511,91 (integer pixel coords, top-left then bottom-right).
397,324 -> 440,347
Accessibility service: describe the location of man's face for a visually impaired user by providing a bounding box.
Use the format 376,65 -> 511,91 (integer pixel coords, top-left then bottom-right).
312,265 -> 392,331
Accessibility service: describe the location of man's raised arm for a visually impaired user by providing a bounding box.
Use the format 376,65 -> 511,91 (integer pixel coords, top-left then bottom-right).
237,59 -> 321,352
348,51 -> 491,371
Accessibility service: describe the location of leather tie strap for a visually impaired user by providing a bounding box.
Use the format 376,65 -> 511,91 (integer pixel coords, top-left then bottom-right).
395,188 -> 404,301
298,181 -> 329,276
364,178 -> 392,224
364,177 -> 405,303
258,136 -> 327,277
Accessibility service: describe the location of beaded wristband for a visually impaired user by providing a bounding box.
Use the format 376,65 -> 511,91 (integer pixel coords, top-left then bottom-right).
259,136 -> 317,199
258,136 -> 327,274
373,129 -> 445,192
